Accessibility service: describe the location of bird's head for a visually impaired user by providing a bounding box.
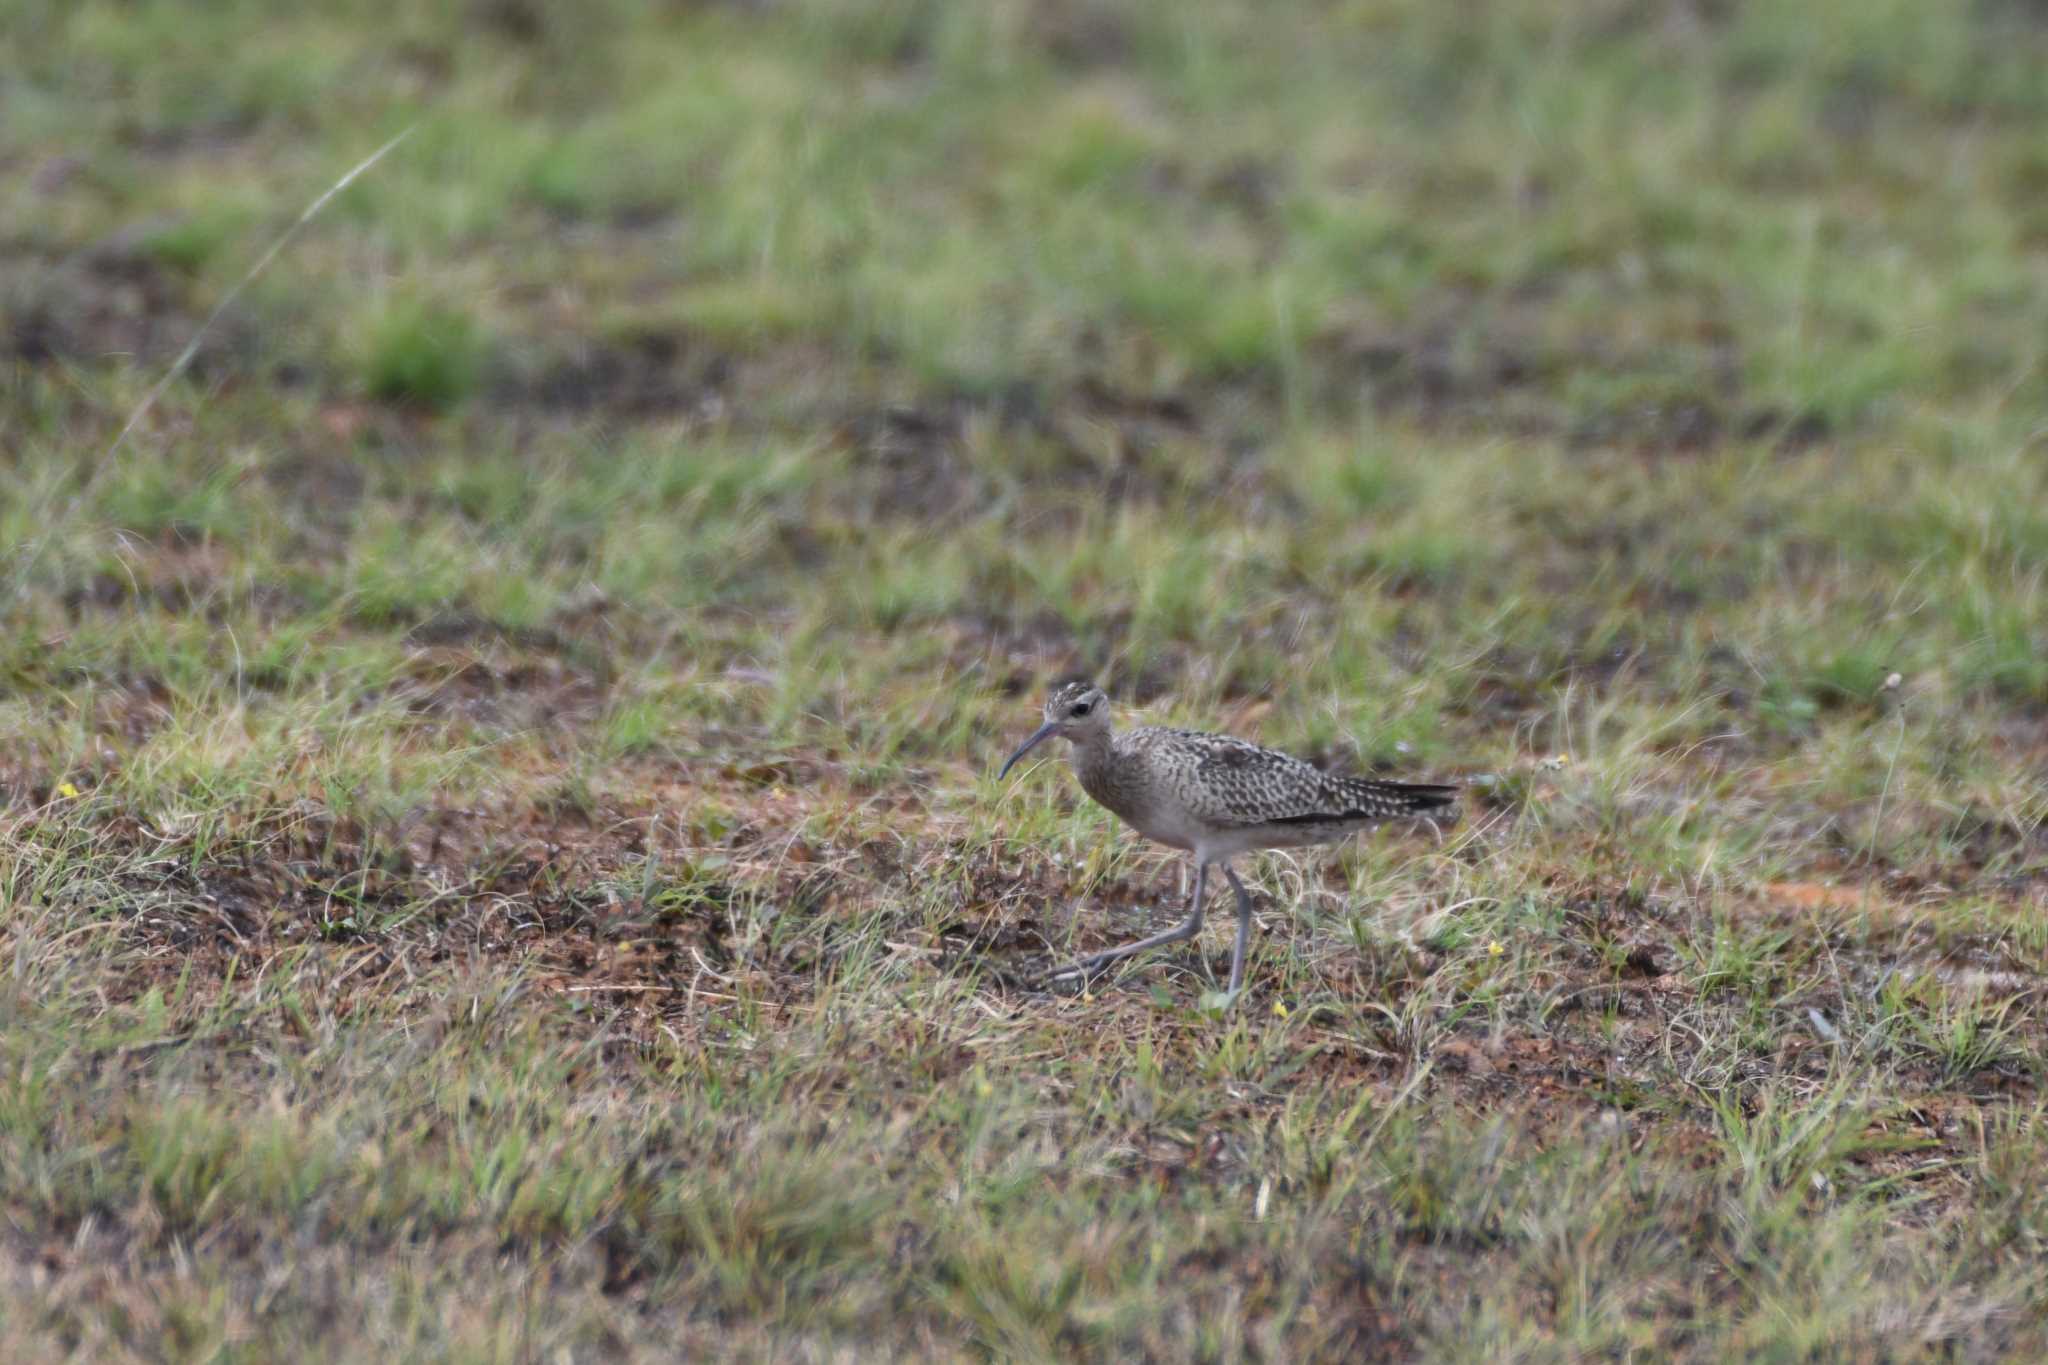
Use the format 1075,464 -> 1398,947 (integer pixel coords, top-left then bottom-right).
998,680 -> 1110,778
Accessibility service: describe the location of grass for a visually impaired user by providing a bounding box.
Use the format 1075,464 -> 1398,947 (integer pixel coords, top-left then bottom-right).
4,0 -> 2048,1357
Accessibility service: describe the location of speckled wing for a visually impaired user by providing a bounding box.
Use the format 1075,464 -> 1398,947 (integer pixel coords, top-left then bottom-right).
1187,733 -> 1455,828
1183,734 -> 1349,825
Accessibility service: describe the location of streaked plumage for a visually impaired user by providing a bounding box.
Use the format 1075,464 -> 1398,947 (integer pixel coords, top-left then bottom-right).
999,680 -> 1455,994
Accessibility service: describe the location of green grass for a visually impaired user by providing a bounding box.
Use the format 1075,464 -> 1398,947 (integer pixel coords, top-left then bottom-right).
358,295 -> 489,410
4,0 -> 2048,1357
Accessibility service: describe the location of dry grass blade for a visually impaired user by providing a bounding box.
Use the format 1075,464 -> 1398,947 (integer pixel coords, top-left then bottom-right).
101,125 -> 416,465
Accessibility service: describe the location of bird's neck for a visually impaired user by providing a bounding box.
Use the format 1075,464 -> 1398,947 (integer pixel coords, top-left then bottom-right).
1068,727 -> 1116,777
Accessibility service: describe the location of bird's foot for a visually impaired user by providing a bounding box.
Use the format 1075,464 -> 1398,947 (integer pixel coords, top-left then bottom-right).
1043,901 -> 1206,990
1044,953 -> 1116,985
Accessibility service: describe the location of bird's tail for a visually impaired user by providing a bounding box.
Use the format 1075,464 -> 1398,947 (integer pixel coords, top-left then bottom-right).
1332,778 -> 1459,820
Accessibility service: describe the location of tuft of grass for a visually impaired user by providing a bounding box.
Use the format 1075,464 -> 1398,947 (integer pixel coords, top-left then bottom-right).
360,296 -> 489,410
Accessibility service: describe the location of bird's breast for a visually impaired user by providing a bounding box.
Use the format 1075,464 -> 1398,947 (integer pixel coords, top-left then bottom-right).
1074,754 -> 1197,851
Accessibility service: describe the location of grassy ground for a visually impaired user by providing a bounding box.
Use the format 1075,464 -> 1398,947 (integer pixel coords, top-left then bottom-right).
5,0 -> 2048,1358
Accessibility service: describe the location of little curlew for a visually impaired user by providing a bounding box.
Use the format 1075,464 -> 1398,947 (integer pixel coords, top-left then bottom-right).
998,680 -> 1456,994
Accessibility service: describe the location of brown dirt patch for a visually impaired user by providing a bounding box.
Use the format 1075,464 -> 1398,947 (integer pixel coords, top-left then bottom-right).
834,376 -> 1239,526
54,533 -> 306,626
2,238 -> 254,379
1026,0 -> 1136,69
493,327 -> 730,420
838,403 -> 990,522
1314,307 -> 1833,455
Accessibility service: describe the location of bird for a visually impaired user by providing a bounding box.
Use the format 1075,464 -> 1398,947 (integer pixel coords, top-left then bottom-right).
997,679 -> 1456,994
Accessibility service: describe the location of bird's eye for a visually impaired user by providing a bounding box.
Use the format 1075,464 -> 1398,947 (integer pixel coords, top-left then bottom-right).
1070,701 -> 1093,717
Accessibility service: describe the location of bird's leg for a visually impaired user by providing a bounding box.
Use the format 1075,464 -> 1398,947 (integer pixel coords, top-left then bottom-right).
1222,863 -> 1256,994
1049,860 -> 1207,983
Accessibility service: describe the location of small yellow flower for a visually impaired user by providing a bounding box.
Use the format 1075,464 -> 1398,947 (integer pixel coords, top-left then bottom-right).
1487,940 -> 1504,958
56,782 -> 80,800
1271,1001 -> 1289,1019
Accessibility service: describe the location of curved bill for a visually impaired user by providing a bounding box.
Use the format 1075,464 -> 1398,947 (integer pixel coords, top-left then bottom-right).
997,722 -> 1059,780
